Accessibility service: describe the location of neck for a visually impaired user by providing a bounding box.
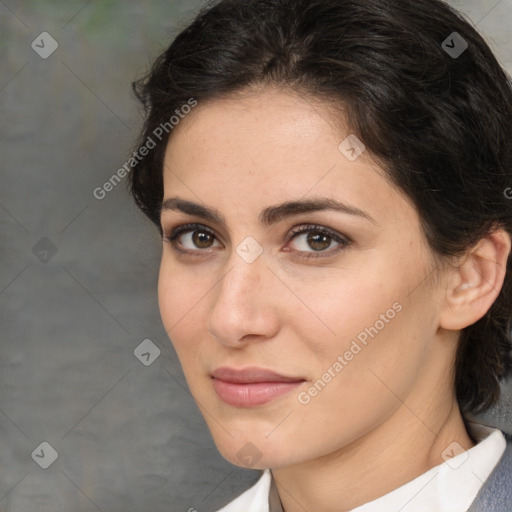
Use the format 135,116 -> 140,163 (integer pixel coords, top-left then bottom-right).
272,391 -> 475,512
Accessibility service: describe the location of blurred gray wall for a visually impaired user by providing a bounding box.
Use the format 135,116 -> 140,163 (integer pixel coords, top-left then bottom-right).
0,1 -> 511,511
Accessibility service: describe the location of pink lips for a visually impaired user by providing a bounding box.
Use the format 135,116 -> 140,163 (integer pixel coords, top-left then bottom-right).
210,366 -> 306,407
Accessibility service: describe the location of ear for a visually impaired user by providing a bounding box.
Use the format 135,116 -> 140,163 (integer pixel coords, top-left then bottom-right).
439,228 -> 511,331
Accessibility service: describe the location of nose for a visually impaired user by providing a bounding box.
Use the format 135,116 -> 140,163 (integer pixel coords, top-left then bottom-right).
207,249 -> 280,348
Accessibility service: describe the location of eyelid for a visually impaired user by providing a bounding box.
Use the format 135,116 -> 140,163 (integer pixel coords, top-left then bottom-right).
288,224 -> 351,244
163,222 -> 217,242
162,222 -> 220,255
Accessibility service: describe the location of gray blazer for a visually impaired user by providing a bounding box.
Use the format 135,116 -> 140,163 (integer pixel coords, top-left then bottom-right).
467,434 -> 512,512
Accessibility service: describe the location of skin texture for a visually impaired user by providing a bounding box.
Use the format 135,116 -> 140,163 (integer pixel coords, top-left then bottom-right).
157,87 -> 511,512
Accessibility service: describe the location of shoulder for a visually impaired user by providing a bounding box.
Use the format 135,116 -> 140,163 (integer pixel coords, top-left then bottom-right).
467,432 -> 512,512
214,469 -> 271,512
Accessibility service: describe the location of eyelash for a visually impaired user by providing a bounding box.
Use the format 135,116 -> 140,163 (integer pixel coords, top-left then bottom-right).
162,222 -> 351,260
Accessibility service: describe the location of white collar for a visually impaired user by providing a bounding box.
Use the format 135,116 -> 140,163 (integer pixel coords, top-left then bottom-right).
345,422 -> 506,512
269,422 -> 506,512
216,421 -> 506,512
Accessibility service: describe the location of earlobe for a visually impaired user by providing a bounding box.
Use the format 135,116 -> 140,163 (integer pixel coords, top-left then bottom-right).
439,228 -> 511,331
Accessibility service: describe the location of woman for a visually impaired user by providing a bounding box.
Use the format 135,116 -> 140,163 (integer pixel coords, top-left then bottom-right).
128,0 -> 512,510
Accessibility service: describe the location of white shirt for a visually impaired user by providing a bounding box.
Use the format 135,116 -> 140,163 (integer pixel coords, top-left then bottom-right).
215,421 -> 506,512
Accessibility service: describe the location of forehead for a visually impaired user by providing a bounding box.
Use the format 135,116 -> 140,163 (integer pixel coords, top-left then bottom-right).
161,88 -> 406,227
167,87 -> 345,157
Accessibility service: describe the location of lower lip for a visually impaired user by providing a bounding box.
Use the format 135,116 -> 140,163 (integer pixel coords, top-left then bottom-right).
212,378 -> 304,407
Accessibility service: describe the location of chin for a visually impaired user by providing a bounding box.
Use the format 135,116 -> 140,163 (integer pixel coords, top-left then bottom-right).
212,433 -> 299,470
220,448 -> 278,470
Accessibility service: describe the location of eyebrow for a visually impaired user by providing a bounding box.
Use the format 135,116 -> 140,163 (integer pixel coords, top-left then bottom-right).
161,196 -> 378,226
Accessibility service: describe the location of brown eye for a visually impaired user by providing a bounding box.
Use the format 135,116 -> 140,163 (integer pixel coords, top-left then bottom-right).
287,224 -> 351,260
305,232 -> 332,251
192,230 -> 215,249
163,223 -> 222,254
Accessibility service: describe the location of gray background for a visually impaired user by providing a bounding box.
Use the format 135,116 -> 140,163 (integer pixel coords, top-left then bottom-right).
0,1 -> 511,511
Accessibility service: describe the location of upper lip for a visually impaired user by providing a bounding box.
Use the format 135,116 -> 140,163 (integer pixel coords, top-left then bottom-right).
211,366 -> 305,384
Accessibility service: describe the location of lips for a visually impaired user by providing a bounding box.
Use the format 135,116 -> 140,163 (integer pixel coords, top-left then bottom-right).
211,366 -> 304,383
210,366 -> 306,407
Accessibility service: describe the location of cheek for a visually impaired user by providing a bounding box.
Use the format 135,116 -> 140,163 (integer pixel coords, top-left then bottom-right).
157,262 -> 178,332
292,258 -> 428,387
157,260 -> 204,352
313,286 -> 432,411
286,267 -> 399,354
158,268 -> 206,395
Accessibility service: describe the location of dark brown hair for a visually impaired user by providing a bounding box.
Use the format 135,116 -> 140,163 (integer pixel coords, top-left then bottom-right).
129,0 -> 512,414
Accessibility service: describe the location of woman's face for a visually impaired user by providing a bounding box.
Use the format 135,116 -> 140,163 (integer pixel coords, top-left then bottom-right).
158,87 -> 450,469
